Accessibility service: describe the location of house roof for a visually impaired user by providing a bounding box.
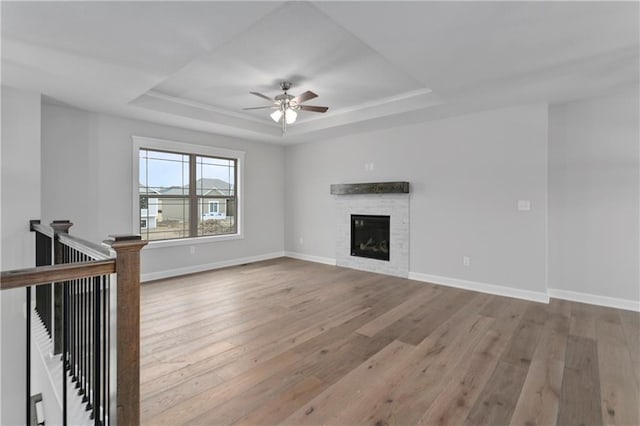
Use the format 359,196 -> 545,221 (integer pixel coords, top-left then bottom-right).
141,179 -> 233,197
195,178 -> 233,196
139,184 -> 161,195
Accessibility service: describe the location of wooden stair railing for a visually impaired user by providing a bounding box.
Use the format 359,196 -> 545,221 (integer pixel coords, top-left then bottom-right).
0,220 -> 146,425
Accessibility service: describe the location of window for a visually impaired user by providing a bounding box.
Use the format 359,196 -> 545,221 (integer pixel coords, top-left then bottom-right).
134,137 -> 243,243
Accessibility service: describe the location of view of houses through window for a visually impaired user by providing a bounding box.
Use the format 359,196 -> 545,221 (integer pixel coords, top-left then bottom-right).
139,148 -> 237,241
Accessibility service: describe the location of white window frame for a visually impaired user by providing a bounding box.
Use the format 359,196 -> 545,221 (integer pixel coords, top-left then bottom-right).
132,135 -> 245,248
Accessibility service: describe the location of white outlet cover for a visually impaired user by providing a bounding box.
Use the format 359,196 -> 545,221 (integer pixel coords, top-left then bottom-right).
517,200 -> 531,211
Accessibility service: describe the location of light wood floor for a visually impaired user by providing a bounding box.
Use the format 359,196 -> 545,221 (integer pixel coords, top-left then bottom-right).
140,257 -> 639,425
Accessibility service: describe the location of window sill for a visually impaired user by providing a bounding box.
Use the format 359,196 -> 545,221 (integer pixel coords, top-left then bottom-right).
143,233 -> 243,249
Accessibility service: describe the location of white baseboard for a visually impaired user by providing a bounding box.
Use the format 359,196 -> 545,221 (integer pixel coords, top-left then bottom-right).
408,272 -> 550,304
284,251 -> 337,266
284,254 -> 550,304
548,288 -> 640,312
141,251 -> 285,282
141,252 -> 639,312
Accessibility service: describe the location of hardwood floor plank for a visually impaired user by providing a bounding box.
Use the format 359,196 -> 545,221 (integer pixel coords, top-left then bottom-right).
141,369 -> 223,420
418,318 -> 519,426
144,350 -> 301,425
500,318 -> 544,367
510,359 -> 565,426
331,314 -> 495,426
464,359 -> 528,426
289,283 -> 425,358
355,285 -> 440,337
596,321 -> 640,426
510,299 -> 570,426
531,302 -> 570,363
397,289 -> 479,346
281,339 -> 416,425
141,341 -> 235,385
230,376 -> 326,425
618,309 -> 640,389
557,335 -> 603,426
214,305 -> 371,380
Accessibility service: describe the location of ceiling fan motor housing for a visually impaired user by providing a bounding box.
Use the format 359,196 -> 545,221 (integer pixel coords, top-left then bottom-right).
279,81 -> 292,91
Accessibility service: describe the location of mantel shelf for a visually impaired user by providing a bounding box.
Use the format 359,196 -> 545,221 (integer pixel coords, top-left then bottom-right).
330,182 -> 410,195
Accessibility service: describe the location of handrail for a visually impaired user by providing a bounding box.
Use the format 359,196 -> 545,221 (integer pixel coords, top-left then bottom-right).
30,221 -> 54,238
58,233 -> 113,260
2,220 -> 146,425
0,259 -> 116,290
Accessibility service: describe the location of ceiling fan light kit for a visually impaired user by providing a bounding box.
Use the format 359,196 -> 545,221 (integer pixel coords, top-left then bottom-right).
244,81 -> 329,133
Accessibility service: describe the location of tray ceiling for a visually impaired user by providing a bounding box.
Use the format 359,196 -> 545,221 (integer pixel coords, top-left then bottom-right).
2,1 -> 638,144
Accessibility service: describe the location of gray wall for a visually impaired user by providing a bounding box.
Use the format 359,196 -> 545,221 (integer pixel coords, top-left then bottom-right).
1,86 -> 41,425
41,102 -> 285,279
285,104 -> 549,294
548,89 -> 639,301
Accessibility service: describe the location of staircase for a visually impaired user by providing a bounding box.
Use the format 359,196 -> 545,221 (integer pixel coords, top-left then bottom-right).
32,309 -> 92,425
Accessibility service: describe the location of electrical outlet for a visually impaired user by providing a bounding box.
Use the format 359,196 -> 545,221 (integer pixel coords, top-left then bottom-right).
463,256 -> 471,266
299,237 -> 304,246
190,246 -> 196,255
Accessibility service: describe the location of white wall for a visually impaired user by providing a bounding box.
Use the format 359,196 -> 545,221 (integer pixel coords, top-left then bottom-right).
285,104 -> 549,297
1,86 -> 41,425
549,89 -> 639,305
41,102 -> 285,280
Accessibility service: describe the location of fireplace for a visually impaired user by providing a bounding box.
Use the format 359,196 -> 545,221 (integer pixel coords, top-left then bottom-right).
351,215 -> 390,261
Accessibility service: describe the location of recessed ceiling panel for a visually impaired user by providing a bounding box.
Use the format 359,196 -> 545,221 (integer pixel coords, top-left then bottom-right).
315,1 -> 639,93
1,1 -> 282,75
146,1 -> 429,124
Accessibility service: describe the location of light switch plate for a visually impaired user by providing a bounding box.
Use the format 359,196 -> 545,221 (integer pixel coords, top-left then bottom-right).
518,200 -> 531,211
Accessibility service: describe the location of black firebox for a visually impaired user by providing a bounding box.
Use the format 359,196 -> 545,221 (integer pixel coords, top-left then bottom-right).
350,215 -> 390,261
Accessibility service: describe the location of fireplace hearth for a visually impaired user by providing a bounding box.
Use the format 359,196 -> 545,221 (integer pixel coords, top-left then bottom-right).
351,215 -> 390,261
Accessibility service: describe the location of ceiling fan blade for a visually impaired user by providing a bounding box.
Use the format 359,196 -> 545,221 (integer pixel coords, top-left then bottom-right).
299,105 -> 328,113
293,91 -> 318,104
250,91 -> 274,102
243,106 -> 277,110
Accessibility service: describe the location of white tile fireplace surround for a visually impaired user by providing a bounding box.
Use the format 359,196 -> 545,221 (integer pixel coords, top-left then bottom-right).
335,193 -> 409,277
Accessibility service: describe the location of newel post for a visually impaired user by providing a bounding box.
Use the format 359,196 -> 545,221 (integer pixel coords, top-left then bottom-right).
104,235 -> 147,426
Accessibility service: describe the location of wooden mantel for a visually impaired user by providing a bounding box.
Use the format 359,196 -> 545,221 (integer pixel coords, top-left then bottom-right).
330,181 -> 410,195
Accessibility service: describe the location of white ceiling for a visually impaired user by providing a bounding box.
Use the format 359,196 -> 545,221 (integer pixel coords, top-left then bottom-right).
2,1 -> 638,144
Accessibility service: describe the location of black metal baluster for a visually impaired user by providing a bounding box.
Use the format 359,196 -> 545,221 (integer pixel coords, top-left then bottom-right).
72,276 -> 78,384
103,275 -> 109,425
67,246 -> 73,372
75,250 -> 81,389
105,275 -> 110,425
26,286 -> 31,426
84,272 -> 89,404
62,279 -> 68,426
81,275 -> 86,402
78,252 -> 84,394
93,276 -> 101,423
86,268 -> 90,406
87,269 -> 93,413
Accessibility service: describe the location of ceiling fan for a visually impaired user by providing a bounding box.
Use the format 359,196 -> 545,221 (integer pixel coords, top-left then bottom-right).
243,81 -> 329,132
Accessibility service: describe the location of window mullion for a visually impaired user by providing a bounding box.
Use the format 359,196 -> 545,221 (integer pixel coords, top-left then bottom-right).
189,154 -> 198,237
